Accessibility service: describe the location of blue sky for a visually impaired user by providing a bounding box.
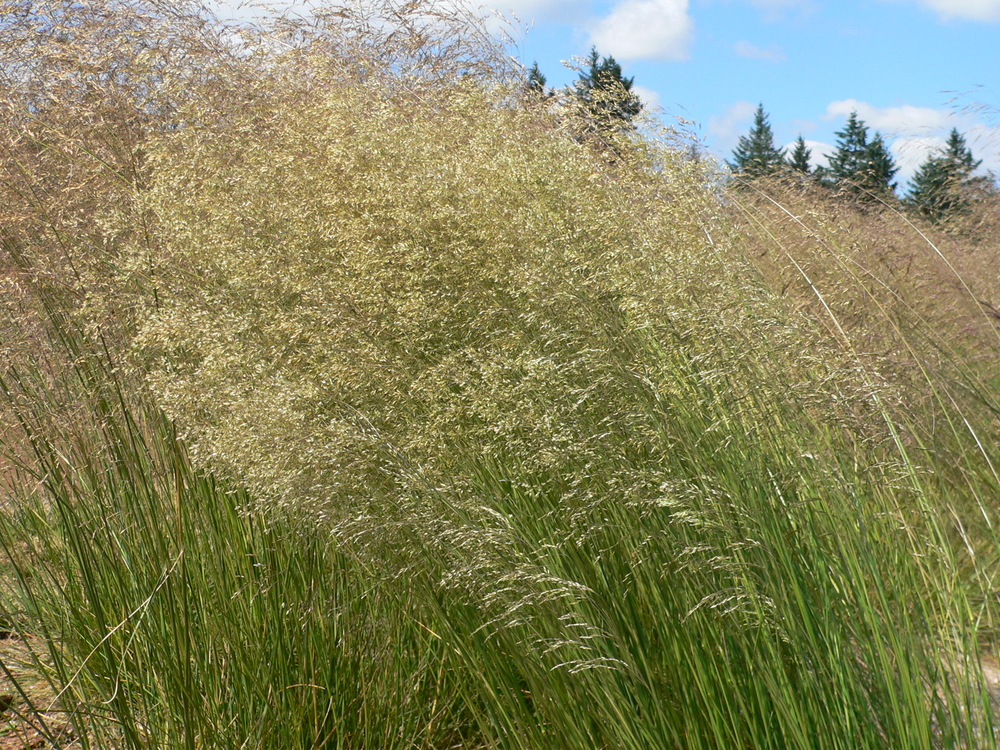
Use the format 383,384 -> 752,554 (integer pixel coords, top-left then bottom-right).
213,0 -> 998,187
508,0 -> 998,185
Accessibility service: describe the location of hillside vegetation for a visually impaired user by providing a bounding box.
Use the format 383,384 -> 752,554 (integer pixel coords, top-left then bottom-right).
0,2 -> 999,748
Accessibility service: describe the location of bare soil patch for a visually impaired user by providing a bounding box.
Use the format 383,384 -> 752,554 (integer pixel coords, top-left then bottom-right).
0,632 -> 76,750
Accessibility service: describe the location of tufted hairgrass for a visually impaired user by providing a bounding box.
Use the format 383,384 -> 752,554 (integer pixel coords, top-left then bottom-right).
0,2 -> 998,748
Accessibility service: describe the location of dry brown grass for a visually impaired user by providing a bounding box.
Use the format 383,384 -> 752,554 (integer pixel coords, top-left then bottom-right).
0,633 -> 78,750
726,176 -> 1000,620
727,177 -> 1000,419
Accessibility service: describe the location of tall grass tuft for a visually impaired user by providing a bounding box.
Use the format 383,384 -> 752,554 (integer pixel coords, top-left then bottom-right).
0,317 -> 479,748
0,1 -> 998,748
726,177 -> 1000,635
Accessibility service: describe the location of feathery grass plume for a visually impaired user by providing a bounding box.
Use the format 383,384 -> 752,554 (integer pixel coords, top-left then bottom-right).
0,321 -> 479,748
130,5 -> 996,748
0,0 -> 254,454
0,0 -> 233,272
726,174 -> 1000,633
0,0 -> 997,747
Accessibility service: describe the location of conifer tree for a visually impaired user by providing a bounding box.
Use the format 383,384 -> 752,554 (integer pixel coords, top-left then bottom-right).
526,62 -> 548,97
907,128 -> 984,223
863,133 -> 898,197
730,104 -> 784,178
573,47 -> 642,130
787,135 -> 812,174
825,111 -> 869,186
822,111 -> 897,201
944,127 -> 981,172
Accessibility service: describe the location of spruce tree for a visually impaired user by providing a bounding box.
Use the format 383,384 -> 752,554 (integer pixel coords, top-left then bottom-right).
823,111 -> 897,201
526,62 -> 548,97
944,127 -> 981,172
825,111 -> 869,187
907,128 -> 984,223
573,47 -> 642,130
786,135 -> 811,174
730,104 -> 785,178
862,133 -> 898,197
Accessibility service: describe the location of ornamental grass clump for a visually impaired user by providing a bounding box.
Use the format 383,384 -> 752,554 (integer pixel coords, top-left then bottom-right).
725,177 -> 1000,629
0,1 -> 997,748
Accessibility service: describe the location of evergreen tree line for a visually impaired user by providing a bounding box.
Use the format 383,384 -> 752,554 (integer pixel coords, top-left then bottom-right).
525,54 -> 991,224
731,104 -> 992,223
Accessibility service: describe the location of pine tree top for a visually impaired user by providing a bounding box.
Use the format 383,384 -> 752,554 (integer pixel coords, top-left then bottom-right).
864,133 -> 898,193
526,62 -> 548,97
787,135 -> 811,174
573,47 -> 642,128
907,128 -> 985,222
730,104 -> 784,178
823,110 -> 898,201
580,47 -> 633,90
827,111 -> 869,181
943,127 -> 982,171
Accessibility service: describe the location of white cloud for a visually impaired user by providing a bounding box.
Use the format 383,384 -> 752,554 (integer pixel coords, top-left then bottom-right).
632,84 -> 663,110
888,132 -> 1000,182
912,0 -> 1000,21
821,98 -> 1000,182
890,136 -> 947,181
733,40 -> 786,60
890,125 -> 1000,177
708,100 -> 758,154
590,0 -> 693,61
966,122 -> 1000,173
824,99 -> 955,136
